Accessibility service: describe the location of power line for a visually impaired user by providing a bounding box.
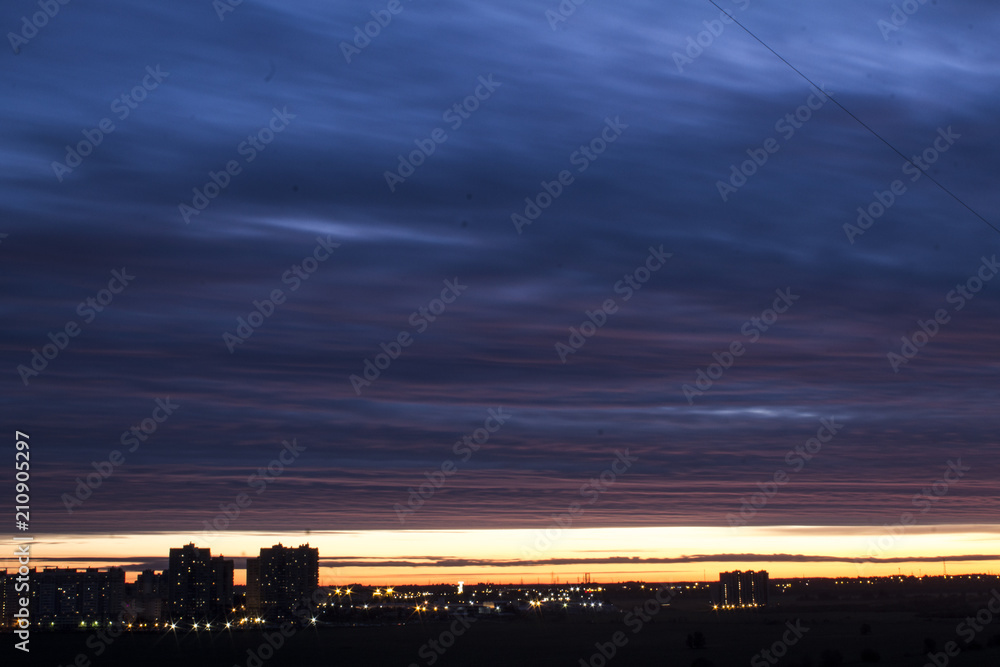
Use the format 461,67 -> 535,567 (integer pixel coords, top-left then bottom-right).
703,0 -> 1000,238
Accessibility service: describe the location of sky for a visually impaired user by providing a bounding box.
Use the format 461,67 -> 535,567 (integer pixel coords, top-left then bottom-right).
2,0 -> 998,584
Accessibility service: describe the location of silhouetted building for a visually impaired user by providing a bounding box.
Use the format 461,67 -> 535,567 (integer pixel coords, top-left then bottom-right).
0,571 -> 18,626
213,556 -> 234,616
129,570 -> 167,621
717,570 -> 768,607
136,569 -> 168,599
252,543 -> 319,620
167,543 -> 233,621
246,557 -> 261,616
18,567 -> 126,625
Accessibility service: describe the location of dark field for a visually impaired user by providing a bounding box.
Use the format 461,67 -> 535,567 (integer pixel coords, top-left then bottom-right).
6,604 -> 1000,667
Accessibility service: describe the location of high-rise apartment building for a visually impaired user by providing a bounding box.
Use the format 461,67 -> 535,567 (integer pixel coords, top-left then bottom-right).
4,567 -> 125,625
248,543 -> 319,620
246,557 -> 261,616
167,543 -> 233,621
717,570 -> 768,607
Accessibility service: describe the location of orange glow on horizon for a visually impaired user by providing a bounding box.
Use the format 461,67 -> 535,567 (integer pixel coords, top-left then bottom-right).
9,526 -> 999,587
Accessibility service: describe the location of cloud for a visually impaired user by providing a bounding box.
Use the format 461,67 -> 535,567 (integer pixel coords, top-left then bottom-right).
3,0 -> 998,541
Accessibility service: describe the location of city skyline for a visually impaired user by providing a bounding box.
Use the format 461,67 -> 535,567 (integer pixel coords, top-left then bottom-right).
12,527 -> 1000,586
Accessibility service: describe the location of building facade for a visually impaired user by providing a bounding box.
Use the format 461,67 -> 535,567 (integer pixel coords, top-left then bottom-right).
717,570 -> 768,607
167,543 -> 233,621
245,557 -> 261,616
249,544 -> 319,620
0,567 -> 126,626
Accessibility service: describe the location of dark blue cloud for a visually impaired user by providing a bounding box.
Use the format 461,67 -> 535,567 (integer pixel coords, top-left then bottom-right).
2,0 -> 998,536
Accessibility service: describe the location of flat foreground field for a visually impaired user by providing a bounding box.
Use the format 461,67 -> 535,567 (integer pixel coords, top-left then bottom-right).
5,606 -> 1000,667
